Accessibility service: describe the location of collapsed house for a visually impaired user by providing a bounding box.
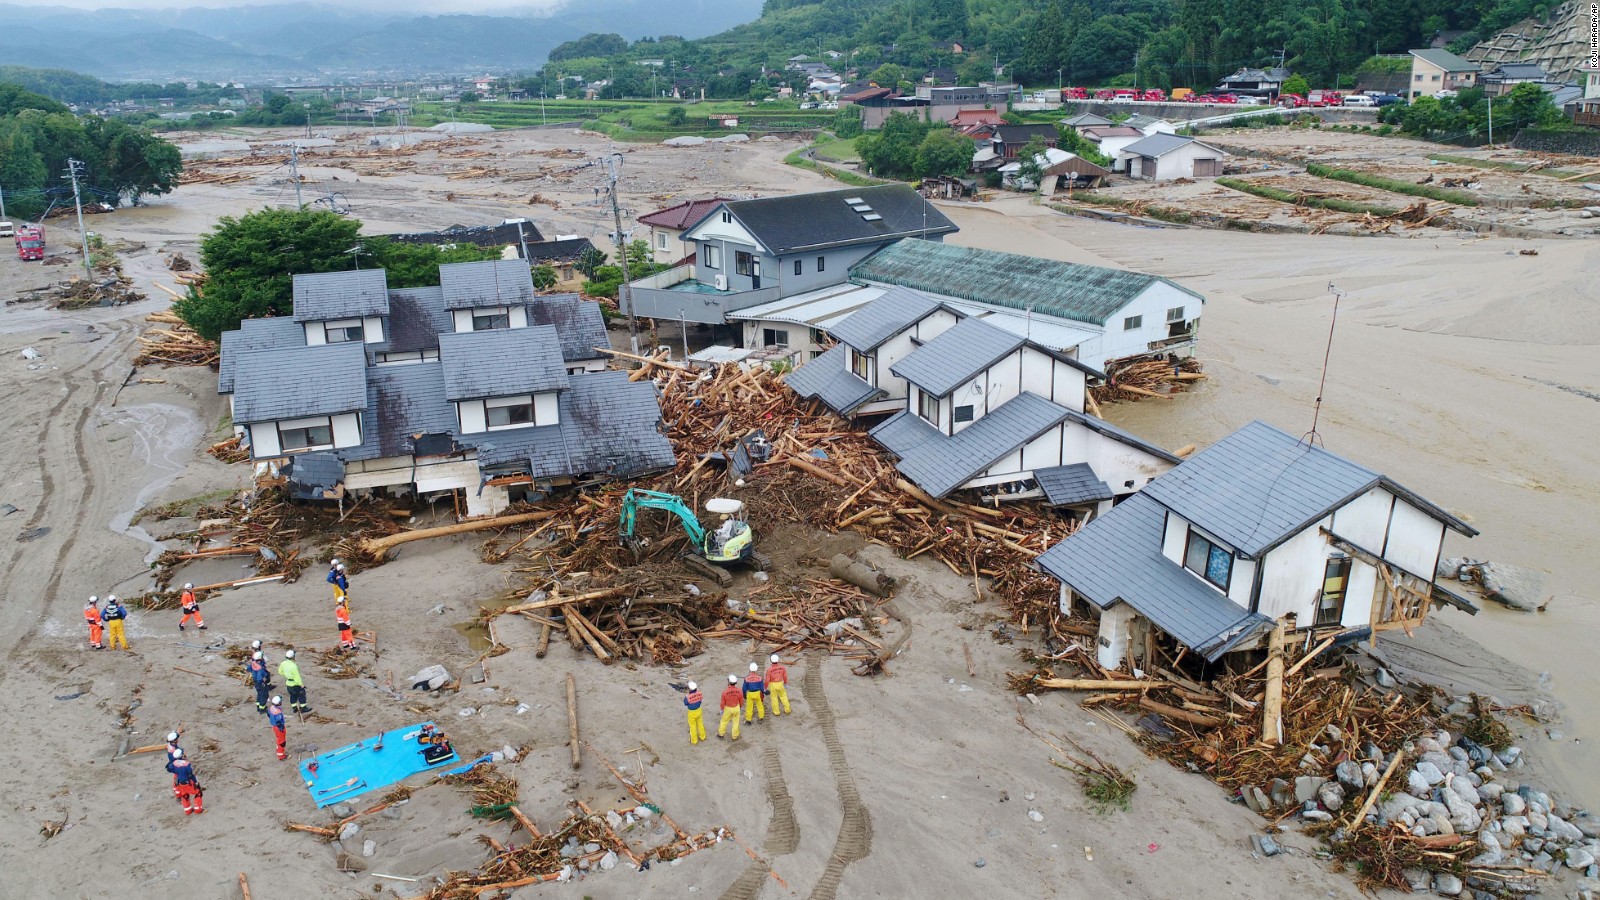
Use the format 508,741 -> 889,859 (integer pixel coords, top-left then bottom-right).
1036,421 -> 1479,671
218,260 -> 674,516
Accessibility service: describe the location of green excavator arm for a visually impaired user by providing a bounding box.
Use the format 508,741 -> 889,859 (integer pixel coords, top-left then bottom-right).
619,488 -> 708,549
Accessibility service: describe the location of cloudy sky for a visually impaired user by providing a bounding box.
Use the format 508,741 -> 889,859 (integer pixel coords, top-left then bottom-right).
33,0 -> 570,10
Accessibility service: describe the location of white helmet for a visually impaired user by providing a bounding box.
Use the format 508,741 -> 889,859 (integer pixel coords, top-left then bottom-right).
337,563 -> 346,572
167,732 -> 179,742
687,681 -> 697,691
749,662 -> 759,673
331,558 -> 341,567
88,596 -> 99,606
271,695 -> 283,705
728,674 -> 738,684
284,649 -> 295,659
770,654 -> 780,664
107,594 -> 117,602
171,748 -> 183,759
183,582 -> 193,590
252,651 -> 263,661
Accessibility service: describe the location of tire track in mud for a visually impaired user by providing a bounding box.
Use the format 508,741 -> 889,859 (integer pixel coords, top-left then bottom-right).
801,657 -> 872,900
719,745 -> 801,900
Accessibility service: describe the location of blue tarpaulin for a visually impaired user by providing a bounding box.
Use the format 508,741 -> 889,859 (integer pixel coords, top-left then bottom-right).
299,721 -> 459,808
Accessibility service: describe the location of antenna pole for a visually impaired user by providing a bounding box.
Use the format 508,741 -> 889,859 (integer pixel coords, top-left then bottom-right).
1306,283 -> 1344,447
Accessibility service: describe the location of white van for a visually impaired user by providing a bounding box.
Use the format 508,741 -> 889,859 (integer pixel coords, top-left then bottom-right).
1342,94 -> 1376,107
0,221 -> 14,239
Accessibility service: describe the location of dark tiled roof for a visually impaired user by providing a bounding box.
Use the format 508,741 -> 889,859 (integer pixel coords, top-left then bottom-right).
345,362 -> 458,461
1035,463 -> 1114,506
715,185 -> 958,255
439,326 -> 569,401
994,124 -> 1059,144
523,237 -> 597,265
1035,493 -> 1273,660
380,219 -> 545,249
1121,133 -> 1219,159
527,294 -> 608,362
292,269 -> 390,322
1061,113 -> 1114,128
440,259 -> 537,310
638,198 -> 733,231
851,240 -> 1202,327
218,316 -> 302,394
891,317 -> 1024,397
870,392 -> 1070,498
1141,420 -> 1475,559
782,344 -> 884,414
825,287 -> 943,351
468,371 -> 674,479
232,342 -> 368,423
383,286 -> 450,354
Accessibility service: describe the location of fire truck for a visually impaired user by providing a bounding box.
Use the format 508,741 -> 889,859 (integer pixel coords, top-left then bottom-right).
16,225 -> 45,261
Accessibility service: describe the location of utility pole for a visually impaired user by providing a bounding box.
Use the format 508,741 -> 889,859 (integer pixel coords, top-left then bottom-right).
288,145 -> 305,210
65,159 -> 93,282
515,220 -> 531,266
0,183 -> 7,220
1487,95 -> 1494,147
603,152 -> 639,355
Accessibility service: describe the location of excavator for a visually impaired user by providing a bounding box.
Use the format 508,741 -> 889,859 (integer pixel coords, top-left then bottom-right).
618,489 -> 770,587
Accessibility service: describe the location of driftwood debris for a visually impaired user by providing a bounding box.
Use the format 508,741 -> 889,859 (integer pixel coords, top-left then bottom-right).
566,672 -> 580,770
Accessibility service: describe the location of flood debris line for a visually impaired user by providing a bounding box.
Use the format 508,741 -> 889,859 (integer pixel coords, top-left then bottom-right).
134,312 -> 218,367
1091,357 -> 1205,406
11,276 -> 146,310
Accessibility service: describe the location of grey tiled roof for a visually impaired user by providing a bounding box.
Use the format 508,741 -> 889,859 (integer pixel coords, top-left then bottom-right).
440,259 -> 536,310
870,392 -> 1070,498
1142,420 -> 1474,559
292,269 -> 390,322
527,293 -> 608,362
716,185 -> 958,255
850,240 -> 1202,327
782,345 -> 883,414
218,316 -> 302,394
383,286 -> 451,354
438,327 -> 569,401
825,287 -> 943,351
1061,409 -> 1183,465
1035,493 -> 1272,660
1121,133 -> 1219,159
890,317 -> 1024,397
232,342 -> 368,424
284,452 -> 345,499
467,372 -> 673,479
337,361 -> 458,462
1035,463 -> 1113,507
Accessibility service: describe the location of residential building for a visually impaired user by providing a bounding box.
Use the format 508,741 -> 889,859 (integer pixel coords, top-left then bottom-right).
382,219 -> 546,253
1407,49 -> 1479,99
998,148 -> 1110,192
1119,133 -> 1225,180
627,185 -> 957,326
949,108 -> 1007,134
218,262 -> 671,517
518,237 -> 600,290
786,305 -> 1179,511
1480,63 -> 1550,96
1037,421 -> 1478,671
1214,66 -> 1291,98
1572,64 -> 1600,126
1122,114 -> 1177,136
1061,112 -> 1114,130
637,197 -> 734,265
1077,126 -> 1145,171
991,124 -> 1060,159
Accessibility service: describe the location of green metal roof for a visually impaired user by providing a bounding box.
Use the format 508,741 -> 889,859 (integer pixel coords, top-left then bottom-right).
848,240 -> 1203,327
1408,49 -> 1477,73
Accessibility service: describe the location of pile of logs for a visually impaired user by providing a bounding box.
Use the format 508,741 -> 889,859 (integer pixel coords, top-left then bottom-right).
1091,356 -> 1205,405
135,313 -> 218,367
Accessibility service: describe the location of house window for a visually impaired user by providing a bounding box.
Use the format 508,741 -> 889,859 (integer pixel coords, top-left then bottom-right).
953,404 -> 974,423
721,211 -> 731,223
849,348 -> 872,382
324,319 -> 364,343
472,309 -> 511,331
735,251 -> 755,276
1317,557 -> 1353,626
279,417 -> 334,451
1431,74 -> 1440,81
794,259 -> 803,276
485,399 -> 535,428
1166,306 -> 1184,323
1123,314 -> 1143,331
1414,73 -> 1423,81
917,390 -> 939,423
700,244 -> 720,269
763,327 -> 790,347
1183,530 -> 1233,590
657,231 -> 668,250
817,255 -> 825,272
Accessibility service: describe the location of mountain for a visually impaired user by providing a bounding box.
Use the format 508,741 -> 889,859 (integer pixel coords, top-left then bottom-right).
0,1 -> 763,81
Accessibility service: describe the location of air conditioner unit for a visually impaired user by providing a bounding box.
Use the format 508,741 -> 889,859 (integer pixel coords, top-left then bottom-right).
714,274 -> 729,291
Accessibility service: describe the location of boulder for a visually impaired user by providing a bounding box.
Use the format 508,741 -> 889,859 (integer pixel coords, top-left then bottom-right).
1441,786 -> 1480,833
1550,816 -> 1586,843
1416,761 -> 1446,786
1501,816 -> 1528,838
1295,776 -> 1327,804
1434,872 -> 1464,896
1407,770 -> 1434,797
362,839 -> 377,858
1402,868 -> 1431,890
1454,780 -> 1481,807
1567,848 -> 1596,871
1478,782 -> 1503,803
1503,793 -> 1527,816
1336,761 -> 1365,790
408,665 -> 451,691
1318,782 -> 1347,812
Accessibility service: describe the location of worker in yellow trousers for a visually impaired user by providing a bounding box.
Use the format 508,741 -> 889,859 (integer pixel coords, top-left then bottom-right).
682,681 -> 706,745
716,675 -> 742,741
764,654 -> 791,716
102,595 -> 131,650
742,663 -> 767,724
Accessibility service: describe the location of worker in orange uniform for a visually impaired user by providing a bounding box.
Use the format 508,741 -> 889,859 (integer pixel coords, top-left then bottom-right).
682,681 -> 706,745
764,654 -> 791,716
335,597 -> 355,651
167,748 -> 203,815
177,582 -> 205,631
742,662 -> 767,724
267,695 -> 288,760
716,675 -> 742,741
85,596 -> 104,650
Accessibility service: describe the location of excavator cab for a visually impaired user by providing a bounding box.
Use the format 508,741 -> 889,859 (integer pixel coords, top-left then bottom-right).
703,498 -> 753,563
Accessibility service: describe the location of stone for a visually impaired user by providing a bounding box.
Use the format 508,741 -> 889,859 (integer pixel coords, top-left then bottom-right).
1302,809 -> 1333,823
1429,814 -> 1456,836
382,806 -> 404,820
339,823 -> 361,842
584,842 -> 602,853
555,866 -> 573,883
1376,668 -> 1397,688
1473,831 -> 1503,866
458,707 -> 475,717
1361,742 -> 1383,762
1503,793 -> 1527,816
600,850 -> 619,871
1418,737 -> 1444,754
1478,782 -> 1503,802
1531,851 -> 1557,873
1325,725 -> 1342,742
1448,746 -> 1470,763
1442,786 -> 1481,833
1243,785 -> 1266,813
1549,815 -> 1585,843
502,744 -> 519,762
1295,776 -> 1327,803
1252,834 -> 1281,857
1434,872 -> 1464,896
974,858 -> 987,868
1270,778 -> 1293,807
1501,816 -> 1527,838
330,803 -> 355,818
1407,770 -> 1434,797
1027,809 -> 1044,822
1497,747 -> 1522,766
1318,782 -> 1347,812
1568,848 -> 1597,870
607,810 -> 624,830
1401,868 -> 1431,890
1453,780 -> 1481,807
490,751 -> 505,763
1527,808 -> 1549,832
1524,838 -> 1544,854
1417,758 -> 1449,783
1362,762 -> 1379,785
362,839 -> 377,858
1336,761 -> 1364,790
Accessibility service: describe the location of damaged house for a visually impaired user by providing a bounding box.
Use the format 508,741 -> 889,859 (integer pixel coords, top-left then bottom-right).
219,260 -> 674,517
1036,421 -> 1478,672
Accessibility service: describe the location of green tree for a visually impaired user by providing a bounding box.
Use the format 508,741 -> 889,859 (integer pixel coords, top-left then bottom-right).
532,263 -> 558,290
913,127 -> 976,177
1281,74 -> 1310,96
575,245 -> 608,278
857,111 -> 931,177
1022,0 -> 1067,84
1013,136 -> 1052,190
866,63 -> 905,87
664,105 -> 689,126
360,238 -> 502,287
459,92 -> 480,103
1055,126 -> 1111,166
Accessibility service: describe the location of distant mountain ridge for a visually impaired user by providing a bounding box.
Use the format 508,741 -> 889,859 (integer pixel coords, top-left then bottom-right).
0,0 -> 761,81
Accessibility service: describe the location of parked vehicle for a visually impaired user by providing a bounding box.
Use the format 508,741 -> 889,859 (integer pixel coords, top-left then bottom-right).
1141,88 -> 1167,102
1061,86 -> 1089,101
1213,93 -> 1239,104
1278,93 -> 1309,108
17,225 -> 45,261
1307,90 -> 1343,107
1170,87 -> 1194,101
1112,89 -> 1139,102
1093,88 -> 1116,100
0,221 -> 13,239
1189,93 -> 1217,103
1342,94 -> 1376,107
1370,93 -> 1401,106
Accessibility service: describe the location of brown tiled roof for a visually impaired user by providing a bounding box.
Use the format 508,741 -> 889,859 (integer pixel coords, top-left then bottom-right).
637,198 -> 733,231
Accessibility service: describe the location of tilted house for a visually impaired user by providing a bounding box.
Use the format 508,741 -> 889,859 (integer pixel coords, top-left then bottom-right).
788,305 -> 1179,514
1036,421 -> 1479,671
219,260 -> 672,516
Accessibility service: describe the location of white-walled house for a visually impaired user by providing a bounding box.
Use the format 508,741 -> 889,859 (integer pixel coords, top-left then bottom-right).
1036,421 -> 1479,671
220,261 -> 672,517
637,197 -> 732,266
1118,133 -> 1226,180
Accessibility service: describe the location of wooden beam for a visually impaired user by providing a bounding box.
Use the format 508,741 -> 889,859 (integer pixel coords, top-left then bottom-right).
535,621 -> 552,659
1262,617 -> 1287,745
238,873 -> 252,900
566,672 -> 581,770
361,510 -> 559,557
1139,695 -> 1222,727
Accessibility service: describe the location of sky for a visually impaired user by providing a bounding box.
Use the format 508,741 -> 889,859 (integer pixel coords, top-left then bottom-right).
26,0 -> 571,10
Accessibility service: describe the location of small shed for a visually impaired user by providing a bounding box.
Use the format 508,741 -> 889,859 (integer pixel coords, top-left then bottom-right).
1119,134 -> 1226,181
920,175 -> 977,199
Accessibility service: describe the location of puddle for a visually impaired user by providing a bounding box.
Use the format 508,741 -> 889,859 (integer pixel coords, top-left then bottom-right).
105,402 -> 204,566
452,592 -> 525,651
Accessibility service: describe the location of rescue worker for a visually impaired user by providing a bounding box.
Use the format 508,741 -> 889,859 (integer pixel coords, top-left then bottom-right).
716,674 -> 742,741
764,654 -> 791,716
102,595 -> 130,651
742,662 -> 767,724
267,695 -> 287,760
84,596 -> 104,650
251,640 -> 271,670
682,681 -> 706,745
248,651 -> 271,713
335,597 -> 355,651
279,649 -> 309,714
165,731 -> 182,763
327,559 -> 347,602
166,748 -> 203,815
177,582 -> 205,631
